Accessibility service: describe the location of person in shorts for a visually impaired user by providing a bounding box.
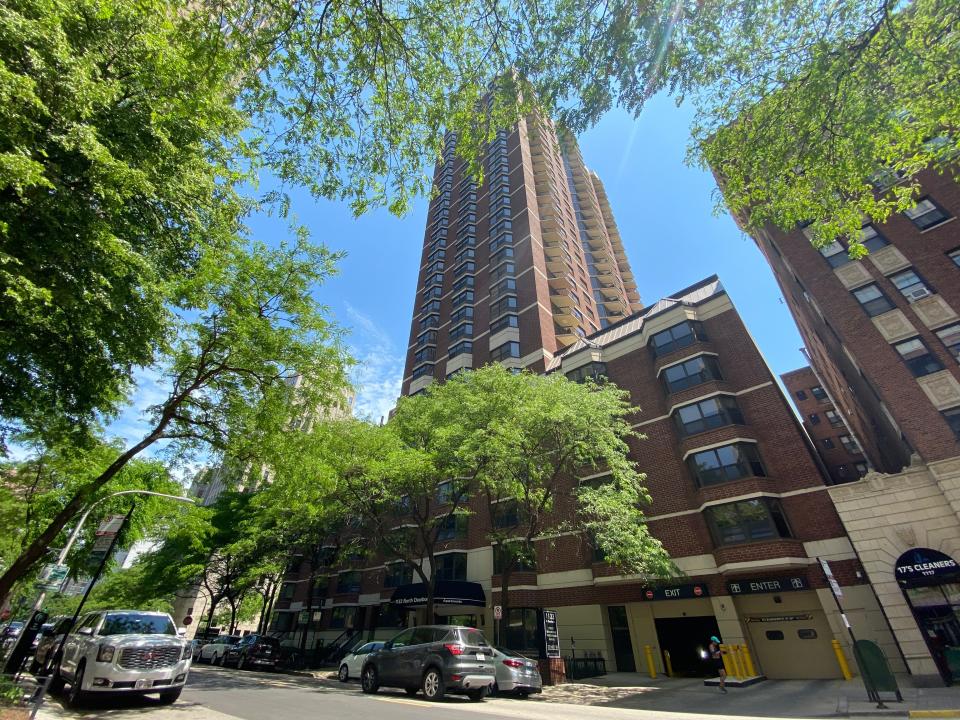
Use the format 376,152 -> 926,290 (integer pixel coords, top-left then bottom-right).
708,636 -> 726,693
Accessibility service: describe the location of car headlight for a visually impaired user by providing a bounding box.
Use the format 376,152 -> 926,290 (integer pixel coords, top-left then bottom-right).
182,645 -> 192,660
97,645 -> 115,663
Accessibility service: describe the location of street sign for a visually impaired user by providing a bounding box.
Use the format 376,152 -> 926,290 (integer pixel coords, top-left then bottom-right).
542,610 -> 560,659
493,605 -> 503,620
35,563 -> 69,591
819,558 -> 843,599
183,616 -> 193,626
95,514 -> 127,536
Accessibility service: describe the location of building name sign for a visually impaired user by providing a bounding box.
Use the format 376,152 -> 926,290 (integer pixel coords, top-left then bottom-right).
895,548 -> 960,587
746,614 -> 812,623
727,576 -> 808,595
543,610 -> 560,659
640,583 -> 709,601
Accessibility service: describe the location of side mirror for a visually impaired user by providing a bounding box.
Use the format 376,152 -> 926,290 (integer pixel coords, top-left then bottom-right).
77,627 -> 93,636
177,627 -> 187,636
383,641 -> 393,651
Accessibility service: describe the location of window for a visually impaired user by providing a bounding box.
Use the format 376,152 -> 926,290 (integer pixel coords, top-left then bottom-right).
436,480 -> 456,504
450,306 -> 474,325
449,340 -> 472,358
419,314 -> 439,331
424,272 -> 443,289
494,543 -> 536,574
704,498 -> 792,546
687,442 -> 766,486
383,562 -> 412,589
935,323 -> 960,363
449,323 -> 473,341
795,390 -> 807,401
433,553 -> 467,581
330,606 -> 357,629
422,285 -> 442,302
798,629 -> 818,640
491,246 -> 514,266
894,337 -> 944,377
490,340 -> 521,362
454,261 -> 476,278
822,438 -> 835,449
824,409 -> 843,427
808,413 -> 821,425
766,631 -> 785,641
455,248 -> 475,265
839,435 -> 860,454
452,289 -> 474,308
493,500 -> 519,528
852,283 -> 895,317
491,278 -> 517,298
949,248 -> 960,268
904,196 -> 951,230
337,571 -> 361,593
650,321 -> 707,358
428,260 -> 445,274
858,224 -> 888,252
889,268 -> 933,302
811,385 -> 828,401
674,395 -> 744,436
662,355 -> 723,393
416,329 -> 437,348
490,313 -> 519,335
411,364 -> 434,380
413,347 -> 436,365
452,275 -> 475,293
312,576 -> 329,598
819,241 -> 849,268
855,462 -> 869,476
942,407 -> 960,440
490,262 -> 515,284
436,514 -> 468,541
566,361 -> 607,384
489,233 -> 513,254
421,299 -> 441,314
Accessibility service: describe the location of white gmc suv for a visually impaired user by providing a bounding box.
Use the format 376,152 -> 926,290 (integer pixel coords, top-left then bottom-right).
53,610 -> 192,707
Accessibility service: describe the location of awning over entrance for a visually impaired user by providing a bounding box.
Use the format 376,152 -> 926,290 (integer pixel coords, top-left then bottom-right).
390,580 -> 486,608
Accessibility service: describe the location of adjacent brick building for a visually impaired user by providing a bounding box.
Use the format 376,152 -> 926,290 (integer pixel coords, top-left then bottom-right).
780,366 -> 868,486
726,166 -> 960,683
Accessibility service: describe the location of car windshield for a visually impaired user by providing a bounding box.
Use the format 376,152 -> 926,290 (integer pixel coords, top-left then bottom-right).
98,613 -> 175,636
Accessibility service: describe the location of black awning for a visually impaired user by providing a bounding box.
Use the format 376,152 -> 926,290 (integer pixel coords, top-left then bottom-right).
390,580 -> 486,608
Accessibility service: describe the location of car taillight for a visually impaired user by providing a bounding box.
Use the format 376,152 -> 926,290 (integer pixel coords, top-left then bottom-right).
97,645 -> 115,663
444,643 -> 465,655
502,658 -> 524,668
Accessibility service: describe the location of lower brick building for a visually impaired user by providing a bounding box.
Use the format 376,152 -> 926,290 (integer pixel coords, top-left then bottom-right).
271,277 -> 897,680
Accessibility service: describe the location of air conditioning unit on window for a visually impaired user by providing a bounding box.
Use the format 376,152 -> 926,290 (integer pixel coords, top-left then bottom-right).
905,286 -> 932,302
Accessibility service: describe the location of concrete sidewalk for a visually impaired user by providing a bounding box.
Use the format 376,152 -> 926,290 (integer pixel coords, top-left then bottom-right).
526,673 -> 960,718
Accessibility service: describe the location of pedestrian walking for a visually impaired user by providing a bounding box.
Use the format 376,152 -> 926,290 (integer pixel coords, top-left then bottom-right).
708,636 -> 727,693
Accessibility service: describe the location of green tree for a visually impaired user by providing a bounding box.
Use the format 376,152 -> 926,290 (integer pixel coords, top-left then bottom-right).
0,239 -> 350,604
453,366 -> 672,642
672,0 -> 960,248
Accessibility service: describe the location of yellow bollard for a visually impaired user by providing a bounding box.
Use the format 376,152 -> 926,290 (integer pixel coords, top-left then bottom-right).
741,643 -> 757,677
664,650 -> 674,678
731,645 -> 745,679
719,644 -> 736,678
644,644 -> 657,678
832,639 -> 853,681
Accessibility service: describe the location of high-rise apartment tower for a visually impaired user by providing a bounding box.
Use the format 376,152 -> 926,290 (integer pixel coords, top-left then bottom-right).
401,119 -> 641,396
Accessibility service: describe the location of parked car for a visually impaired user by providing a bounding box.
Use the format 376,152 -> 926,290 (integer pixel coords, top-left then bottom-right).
360,625 -> 494,701
490,647 -> 542,697
222,634 -> 281,670
197,635 -> 241,665
0,621 -> 23,655
338,641 -> 384,682
30,616 -> 73,675
52,610 -> 191,707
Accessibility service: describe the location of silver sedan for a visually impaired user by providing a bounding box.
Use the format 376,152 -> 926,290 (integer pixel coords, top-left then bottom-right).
490,647 -> 542,697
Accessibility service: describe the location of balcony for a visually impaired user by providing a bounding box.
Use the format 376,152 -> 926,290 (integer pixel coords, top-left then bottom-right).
554,309 -> 579,327
550,290 -> 576,307
548,273 -> 574,289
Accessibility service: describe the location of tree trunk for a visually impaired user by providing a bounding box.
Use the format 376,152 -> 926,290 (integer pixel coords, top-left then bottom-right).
300,569 -> 315,653
257,582 -> 272,634
498,565 -> 514,648
263,581 -> 278,633
206,595 -> 221,633
229,599 -> 238,634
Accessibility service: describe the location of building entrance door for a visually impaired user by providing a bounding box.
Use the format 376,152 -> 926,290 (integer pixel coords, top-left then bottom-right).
607,606 -> 636,672
896,548 -> 960,683
653,616 -> 720,677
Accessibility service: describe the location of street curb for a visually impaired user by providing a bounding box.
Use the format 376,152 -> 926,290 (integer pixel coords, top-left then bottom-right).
908,712 -> 960,718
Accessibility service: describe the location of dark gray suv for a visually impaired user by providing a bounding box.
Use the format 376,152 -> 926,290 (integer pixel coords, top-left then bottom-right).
360,625 -> 494,701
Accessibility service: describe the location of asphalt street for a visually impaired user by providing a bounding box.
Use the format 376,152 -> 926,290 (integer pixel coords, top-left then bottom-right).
34,665 -> 840,720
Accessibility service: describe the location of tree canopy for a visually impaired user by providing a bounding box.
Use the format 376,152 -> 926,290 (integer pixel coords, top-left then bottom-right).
677,0 -> 960,248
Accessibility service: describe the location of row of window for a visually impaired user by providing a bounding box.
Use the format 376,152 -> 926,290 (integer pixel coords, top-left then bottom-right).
820,434 -> 860,454
795,385 -> 828,402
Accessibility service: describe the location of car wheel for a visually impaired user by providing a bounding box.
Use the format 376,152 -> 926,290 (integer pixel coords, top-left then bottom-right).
421,667 -> 445,701
467,688 -> 487,702
490,682 -> 499,696
158,687 -> 183,705
361,664 -> 379,694
237,654 -> 246,670
212,653 -> 220,666
404,688 -> 419,696
66,662 -> 87,708
518,689 -> 530,698
338,664 -> 349,682
48,669 -> 65,694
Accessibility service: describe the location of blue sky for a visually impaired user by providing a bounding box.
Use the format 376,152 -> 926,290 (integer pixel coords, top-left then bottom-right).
108,93 -> 806,446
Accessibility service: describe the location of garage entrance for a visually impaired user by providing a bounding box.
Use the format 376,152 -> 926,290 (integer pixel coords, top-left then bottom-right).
654,616 -> 721,677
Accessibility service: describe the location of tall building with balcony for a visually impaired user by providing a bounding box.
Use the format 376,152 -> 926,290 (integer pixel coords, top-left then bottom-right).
401,119 -> 641,396
724,166 -> 960,683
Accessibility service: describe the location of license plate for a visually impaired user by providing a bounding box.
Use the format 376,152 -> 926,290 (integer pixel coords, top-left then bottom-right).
476,653 -> 485,660
135,679 -> 150,689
